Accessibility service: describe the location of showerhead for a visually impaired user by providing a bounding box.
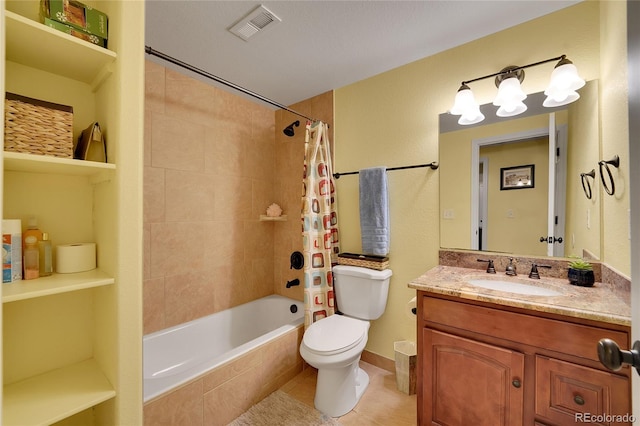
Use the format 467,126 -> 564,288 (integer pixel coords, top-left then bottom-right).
283,120 -> 300,137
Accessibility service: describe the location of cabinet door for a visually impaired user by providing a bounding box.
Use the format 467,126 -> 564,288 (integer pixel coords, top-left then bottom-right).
535,356 -> 631,425
423,329 -> 524,426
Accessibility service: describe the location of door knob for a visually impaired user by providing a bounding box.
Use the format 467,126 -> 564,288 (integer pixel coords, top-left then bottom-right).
597,338 -> 640,376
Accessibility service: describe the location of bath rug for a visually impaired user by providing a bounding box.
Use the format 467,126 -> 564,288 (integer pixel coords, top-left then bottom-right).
228,390 -> 341,426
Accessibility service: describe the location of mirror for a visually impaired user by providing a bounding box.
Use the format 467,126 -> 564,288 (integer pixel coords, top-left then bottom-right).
439,80 -> 600,259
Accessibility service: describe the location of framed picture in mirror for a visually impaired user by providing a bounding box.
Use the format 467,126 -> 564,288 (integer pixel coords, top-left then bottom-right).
500,164 -> 535,190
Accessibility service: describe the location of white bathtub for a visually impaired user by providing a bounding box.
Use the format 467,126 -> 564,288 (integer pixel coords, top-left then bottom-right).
143,294 -> 304,402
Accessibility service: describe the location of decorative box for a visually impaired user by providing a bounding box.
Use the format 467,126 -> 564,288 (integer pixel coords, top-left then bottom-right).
4,93 -> 74,158
337,252 -> 389,271
44,17 -> 107,48
40,0 -> 108,40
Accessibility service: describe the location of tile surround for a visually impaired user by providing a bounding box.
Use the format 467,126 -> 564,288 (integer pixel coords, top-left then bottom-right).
143,59 -> 334,334
143,326 -> 304,426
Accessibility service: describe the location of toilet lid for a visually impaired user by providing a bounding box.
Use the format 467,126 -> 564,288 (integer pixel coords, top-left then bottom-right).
303,315 -> 367,354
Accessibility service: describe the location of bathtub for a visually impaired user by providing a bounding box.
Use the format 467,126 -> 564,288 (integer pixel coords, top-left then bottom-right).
143,294 -> 304,402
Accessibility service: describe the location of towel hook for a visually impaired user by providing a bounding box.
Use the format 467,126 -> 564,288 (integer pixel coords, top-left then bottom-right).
580,169 -> 596,200
598,155 -> 619,196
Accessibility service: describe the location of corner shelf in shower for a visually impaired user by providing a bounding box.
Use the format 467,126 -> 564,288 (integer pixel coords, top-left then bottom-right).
259,215 -> 288,221
2,269 -> 115,303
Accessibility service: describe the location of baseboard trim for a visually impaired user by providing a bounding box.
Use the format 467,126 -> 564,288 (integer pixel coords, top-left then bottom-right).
361,350 -> 395,373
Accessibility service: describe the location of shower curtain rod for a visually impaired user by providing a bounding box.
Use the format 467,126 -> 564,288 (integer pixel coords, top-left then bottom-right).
145,46 -> 319,123
333,162 -> 439,179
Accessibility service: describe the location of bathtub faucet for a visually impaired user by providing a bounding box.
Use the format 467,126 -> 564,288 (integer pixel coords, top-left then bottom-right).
286,278 -> 300,288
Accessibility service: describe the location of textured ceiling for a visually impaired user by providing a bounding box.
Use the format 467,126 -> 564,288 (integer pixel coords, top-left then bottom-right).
145,1 -> 580,108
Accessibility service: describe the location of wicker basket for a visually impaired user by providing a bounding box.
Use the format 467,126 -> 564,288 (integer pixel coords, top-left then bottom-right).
337,253 -> 389,271
4,93 -> 73,158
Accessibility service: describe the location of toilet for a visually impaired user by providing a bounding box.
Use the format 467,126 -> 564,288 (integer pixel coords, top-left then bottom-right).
299,265 -> 393,417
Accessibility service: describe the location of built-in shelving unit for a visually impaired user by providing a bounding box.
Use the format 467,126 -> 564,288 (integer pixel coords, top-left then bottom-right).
2,2 -> 144,424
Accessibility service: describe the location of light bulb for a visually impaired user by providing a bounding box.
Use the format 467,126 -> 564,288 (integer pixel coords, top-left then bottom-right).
496,101 -> 527,117
544,59 -> 585,108
493,77 -> 527,107
543,90 -> 580,107
450,85 -> 476,116
458,108 -> 485,125
546,63 -> 585,92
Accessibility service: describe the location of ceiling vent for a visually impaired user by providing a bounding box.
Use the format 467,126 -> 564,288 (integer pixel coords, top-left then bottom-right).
229,5 -> 282,41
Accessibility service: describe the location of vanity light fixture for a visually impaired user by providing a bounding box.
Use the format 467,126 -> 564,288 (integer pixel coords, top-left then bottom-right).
449,55 -> 585,125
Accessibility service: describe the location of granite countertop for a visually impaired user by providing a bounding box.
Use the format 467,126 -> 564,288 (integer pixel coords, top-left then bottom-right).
409,265 -> 631,326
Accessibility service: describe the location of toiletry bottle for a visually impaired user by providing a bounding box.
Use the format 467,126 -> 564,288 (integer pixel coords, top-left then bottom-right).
23,216 -> 43,251
23,235 -> 39,280
38,232 -> 53,277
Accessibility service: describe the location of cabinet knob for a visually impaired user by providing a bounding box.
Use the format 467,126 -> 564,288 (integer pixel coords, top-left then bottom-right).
574,395 -> 585,405
597,339 -> 640,376
511,379 -> 521,388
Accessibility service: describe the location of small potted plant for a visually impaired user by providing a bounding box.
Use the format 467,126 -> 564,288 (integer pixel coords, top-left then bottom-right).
567,258 -> 595,287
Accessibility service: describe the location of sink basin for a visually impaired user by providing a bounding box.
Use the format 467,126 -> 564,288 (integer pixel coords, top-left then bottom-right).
467,279 -> 562,297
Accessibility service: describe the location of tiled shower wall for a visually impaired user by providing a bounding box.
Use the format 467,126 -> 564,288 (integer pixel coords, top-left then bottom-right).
143,59 -> 334,333
144,60 -> 276,333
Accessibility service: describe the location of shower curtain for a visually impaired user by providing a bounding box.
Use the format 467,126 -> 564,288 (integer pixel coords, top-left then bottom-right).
301,121 -> 339,329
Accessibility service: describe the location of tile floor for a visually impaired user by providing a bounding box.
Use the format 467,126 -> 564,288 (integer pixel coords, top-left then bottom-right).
280,361 -> 417,425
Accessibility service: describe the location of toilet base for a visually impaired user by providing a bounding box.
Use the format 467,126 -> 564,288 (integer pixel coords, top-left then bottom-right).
314,362 -> 370,418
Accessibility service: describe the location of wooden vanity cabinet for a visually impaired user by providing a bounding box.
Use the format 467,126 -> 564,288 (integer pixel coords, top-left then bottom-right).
423,329 -> 525,425
417,291 -> 632,426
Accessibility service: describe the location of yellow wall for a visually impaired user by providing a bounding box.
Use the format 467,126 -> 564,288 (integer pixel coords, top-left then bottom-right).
335,1 -> 628,360
565,80 -> 601,259
599,1 -> 629,275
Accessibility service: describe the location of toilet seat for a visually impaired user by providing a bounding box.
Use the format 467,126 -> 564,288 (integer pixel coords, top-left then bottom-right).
302,315 -> 367,356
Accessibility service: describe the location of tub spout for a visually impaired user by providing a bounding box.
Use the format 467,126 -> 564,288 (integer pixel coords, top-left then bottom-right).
286,278 -> 300,288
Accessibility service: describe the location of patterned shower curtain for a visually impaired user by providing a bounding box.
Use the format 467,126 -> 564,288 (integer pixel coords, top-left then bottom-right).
301,121 -> 340,329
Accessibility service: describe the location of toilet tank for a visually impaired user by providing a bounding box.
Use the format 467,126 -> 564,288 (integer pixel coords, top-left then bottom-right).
333,265 -> 393,320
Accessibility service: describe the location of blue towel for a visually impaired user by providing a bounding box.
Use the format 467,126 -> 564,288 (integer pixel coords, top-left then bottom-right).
359,167 -> 389,255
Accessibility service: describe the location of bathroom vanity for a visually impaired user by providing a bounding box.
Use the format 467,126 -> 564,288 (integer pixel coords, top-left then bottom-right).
410,258 -> 632,426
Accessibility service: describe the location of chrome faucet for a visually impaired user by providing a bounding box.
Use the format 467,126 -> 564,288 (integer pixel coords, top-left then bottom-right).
528,263 -> 552,279
505,258 -> 517,276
